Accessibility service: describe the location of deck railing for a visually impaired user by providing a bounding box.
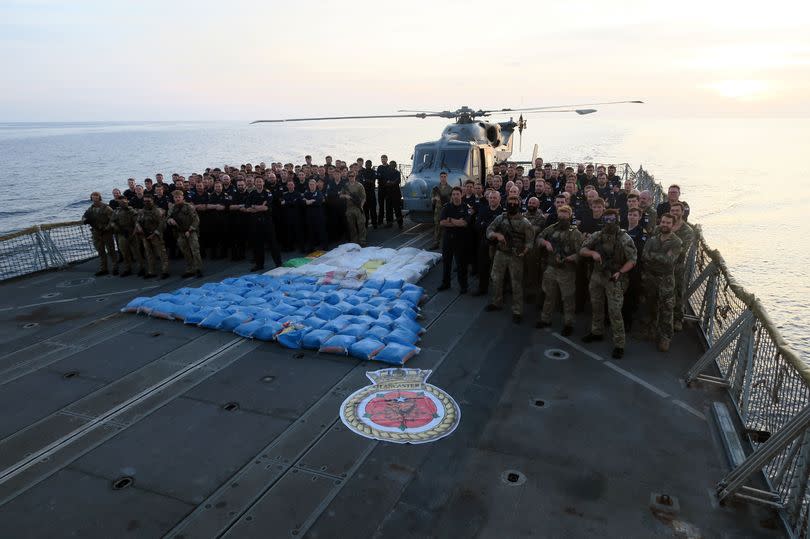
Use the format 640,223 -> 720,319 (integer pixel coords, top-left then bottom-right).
635,167 -> 810,538
0,222 -> 96,281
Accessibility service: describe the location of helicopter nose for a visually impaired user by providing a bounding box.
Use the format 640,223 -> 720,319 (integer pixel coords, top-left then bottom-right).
406,177 -> 428,198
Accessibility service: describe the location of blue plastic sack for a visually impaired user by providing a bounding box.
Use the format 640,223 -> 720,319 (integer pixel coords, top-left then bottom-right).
233,319 -> 265,338
381,279 -> 405,291
302,329 -> 334,350
276,324 -> 310,349
384,327 -> 420,346
399,289 -> 424,307
366,297 -> 388,307
199,308 -> 229,329
252,320 -> 283,341
122,297 -> 150,313
342,295 -> 363,306
380,289 -> 401,299
371,314 -> 396,329
394,315 -> 425,336
240,297 -> 266,306
374,343 -> 420,365
362,279 -> 385,291
347,303 -> 371,316
366,325 -> 390,341
183,306 -> 214,325
349,338 -> 385,361
333,301 -> 354,313
171,304 -> 200,321
314,304 -> 341,320
324,293 -> 342,305
340,324 -> 369,337
301,316 -> 327,329
274,302 -> 298,315
350,315 -> 376,326
319,334 -> 357,355
219,312 -> 252,331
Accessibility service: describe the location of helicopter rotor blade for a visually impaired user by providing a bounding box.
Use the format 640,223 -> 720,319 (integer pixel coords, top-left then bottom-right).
493,108 -> 598,116
396,109 -> 444,114
489,100 -> 643,113
250,113 -> 439,124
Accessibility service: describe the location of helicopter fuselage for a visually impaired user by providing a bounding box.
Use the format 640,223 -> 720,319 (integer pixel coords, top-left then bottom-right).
402,119 -> 516,223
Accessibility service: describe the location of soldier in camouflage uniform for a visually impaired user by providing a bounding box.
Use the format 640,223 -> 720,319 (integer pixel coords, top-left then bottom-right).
82,191 -> 118,276
669,202 -> 694,332
522,197 -> 546,302
430,172 -> 453,250
167,190 -> 202,278
639,190 -> 658,234
579,209 -> 638,358
485,195 -> 535,323
136,193 -> 169,279
340,171 -> 367,246
641,213 -> 683,352
110,196 -> 143,277
535,205 -> 583,336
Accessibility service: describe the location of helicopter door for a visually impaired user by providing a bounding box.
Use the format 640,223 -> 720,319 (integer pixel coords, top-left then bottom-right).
470,149 -> 480,184
479,148 -> 487,183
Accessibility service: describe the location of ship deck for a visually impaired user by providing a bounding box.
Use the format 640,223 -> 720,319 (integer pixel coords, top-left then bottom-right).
0,222 -> 784,538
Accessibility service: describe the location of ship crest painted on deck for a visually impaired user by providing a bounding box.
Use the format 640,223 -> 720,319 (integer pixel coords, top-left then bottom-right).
340,368 -> 460,444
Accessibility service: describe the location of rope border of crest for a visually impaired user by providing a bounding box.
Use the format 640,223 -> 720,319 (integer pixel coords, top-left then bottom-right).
341,383 -> 459,443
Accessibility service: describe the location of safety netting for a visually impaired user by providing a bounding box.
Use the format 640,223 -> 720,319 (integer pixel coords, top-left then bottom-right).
121,245 -> 441,365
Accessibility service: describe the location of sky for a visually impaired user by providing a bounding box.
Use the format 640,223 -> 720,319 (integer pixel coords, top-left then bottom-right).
1,0 -> 809,121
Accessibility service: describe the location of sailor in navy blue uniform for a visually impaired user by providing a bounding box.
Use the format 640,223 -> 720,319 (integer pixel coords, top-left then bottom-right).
280,180 -> 303,251
437,187 -> 471,293
622,207 -> 648,330
244,181 -> 281,271
303,178 -> 328,252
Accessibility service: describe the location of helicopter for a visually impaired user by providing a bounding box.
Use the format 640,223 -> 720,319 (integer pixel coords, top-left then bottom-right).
251,100 -> 642,223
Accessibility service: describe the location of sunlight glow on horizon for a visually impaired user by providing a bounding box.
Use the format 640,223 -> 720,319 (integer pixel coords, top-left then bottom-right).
1,0 -> 809,121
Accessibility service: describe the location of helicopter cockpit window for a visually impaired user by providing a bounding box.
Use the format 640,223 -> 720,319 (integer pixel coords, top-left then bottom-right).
413,149 -> 435,172
438,149 -> 469,173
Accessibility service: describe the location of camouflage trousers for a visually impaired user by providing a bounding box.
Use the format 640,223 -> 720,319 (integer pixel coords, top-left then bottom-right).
116,232 -> 143,273
673,262 -> 686,323
142,234 -> 169,275
589,271 -> 627,347
432,205 -> 442,247
641,270 -> 675,340
91,229 -> 117,272
176,231 -> 202,273
541,264 -> 577,326
490,250 -> 524,315
346,207 -> 367,245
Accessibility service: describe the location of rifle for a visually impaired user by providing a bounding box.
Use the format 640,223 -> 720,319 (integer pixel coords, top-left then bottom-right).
340,183 -> 361,207
593,237 -> 623,280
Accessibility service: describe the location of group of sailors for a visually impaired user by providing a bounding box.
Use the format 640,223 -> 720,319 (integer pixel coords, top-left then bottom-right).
434,159 -> 693,358
81,156 -> 692,358
82,157 -> 404,278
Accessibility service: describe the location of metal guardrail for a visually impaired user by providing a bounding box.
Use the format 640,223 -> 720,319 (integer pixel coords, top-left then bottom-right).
0,222 -> 96,281
635,166 -> 810,538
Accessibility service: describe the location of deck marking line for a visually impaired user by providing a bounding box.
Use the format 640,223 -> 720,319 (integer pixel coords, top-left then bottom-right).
671,399 -> 707,421
551,333 -> 605,361
602,360 -> 671,398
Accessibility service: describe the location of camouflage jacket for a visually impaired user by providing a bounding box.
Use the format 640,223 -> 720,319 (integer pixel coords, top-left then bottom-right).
642,233 -> 683,275
82,203 -> 113,232
673,222 -> 695,265
168,203 -> 200,233
539,222 -> 584,267
523,210 -> 546,239
486,213 -> 534,254
341,182 -> 366,210
111,205 -> 139,235
582,229 -> 638,275
138,206 -> 165,237
432,183 -> 453,209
